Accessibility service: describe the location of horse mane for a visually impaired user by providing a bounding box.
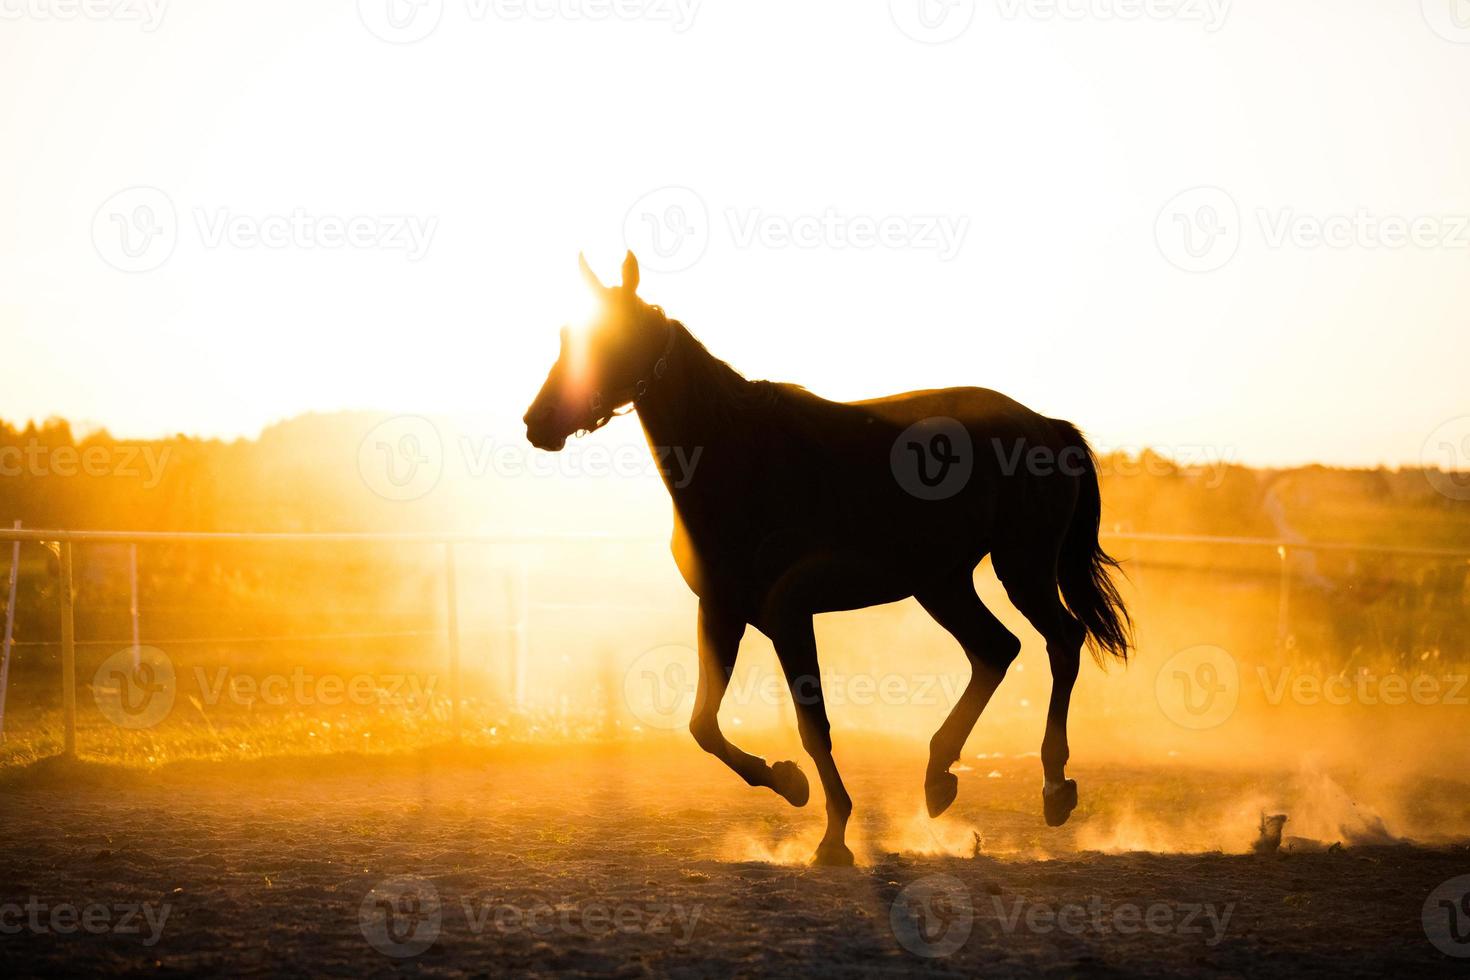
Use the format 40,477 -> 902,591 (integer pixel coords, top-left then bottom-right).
659,313 -> 789,423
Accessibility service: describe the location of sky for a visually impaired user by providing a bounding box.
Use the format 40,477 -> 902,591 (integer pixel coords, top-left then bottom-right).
2,0 -> 1469,469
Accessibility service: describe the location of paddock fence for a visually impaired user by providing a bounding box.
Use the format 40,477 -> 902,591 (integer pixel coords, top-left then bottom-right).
1,526 -> 1468,756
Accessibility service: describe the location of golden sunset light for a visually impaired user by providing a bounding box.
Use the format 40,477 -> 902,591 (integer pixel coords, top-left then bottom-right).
3,3 -> 1470,977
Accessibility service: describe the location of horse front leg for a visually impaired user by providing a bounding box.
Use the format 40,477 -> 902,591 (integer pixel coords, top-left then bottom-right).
688,600 -> 810,807
768,612 -> 854,867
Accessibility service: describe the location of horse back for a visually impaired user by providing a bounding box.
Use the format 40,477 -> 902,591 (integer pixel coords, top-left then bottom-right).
674,383 -> 1080,612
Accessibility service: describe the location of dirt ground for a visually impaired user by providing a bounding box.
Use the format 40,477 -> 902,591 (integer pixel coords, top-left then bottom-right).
2,739 -> 1468,978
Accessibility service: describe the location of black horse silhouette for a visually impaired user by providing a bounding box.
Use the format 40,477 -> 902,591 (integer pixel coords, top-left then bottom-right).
525,253 -> 1131,865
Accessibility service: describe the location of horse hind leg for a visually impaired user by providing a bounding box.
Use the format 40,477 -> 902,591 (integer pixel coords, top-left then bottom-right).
993,548 -> 1087,827
916,574 -> 1021,818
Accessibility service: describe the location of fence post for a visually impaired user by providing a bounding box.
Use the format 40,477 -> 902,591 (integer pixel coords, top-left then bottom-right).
1275,545 -> 1291,655
1,521 -> 20,740
514,555 -> 529,710
129,543 -> 140,668
60,540 -> 77,757
445,542 -> 462,741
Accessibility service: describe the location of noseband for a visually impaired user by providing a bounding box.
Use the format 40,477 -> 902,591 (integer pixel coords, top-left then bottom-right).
576,321 -> 679,438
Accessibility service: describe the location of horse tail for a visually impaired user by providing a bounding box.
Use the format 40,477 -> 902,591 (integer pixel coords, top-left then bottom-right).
1052,421 -> 1132,666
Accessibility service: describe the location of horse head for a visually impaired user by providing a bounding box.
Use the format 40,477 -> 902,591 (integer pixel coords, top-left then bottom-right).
523,251 -> 673,451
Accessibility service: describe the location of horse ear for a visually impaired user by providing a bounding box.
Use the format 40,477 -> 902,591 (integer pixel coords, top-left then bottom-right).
578,253 -> 605,293
559,324 -> 570,348
621,251 -> 640,294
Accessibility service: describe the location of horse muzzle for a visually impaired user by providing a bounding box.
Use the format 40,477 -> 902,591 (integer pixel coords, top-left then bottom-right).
526,427 -> 568,453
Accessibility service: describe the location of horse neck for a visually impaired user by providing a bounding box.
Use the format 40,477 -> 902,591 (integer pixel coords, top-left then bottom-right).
635,321 -> 750,478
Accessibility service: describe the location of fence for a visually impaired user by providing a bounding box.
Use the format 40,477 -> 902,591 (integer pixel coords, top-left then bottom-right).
1,526 -> 1468,757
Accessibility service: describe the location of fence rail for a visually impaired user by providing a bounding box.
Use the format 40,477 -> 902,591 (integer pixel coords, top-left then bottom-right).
1,526 -> 1468,756
3,526 -> 1468,558
0,529 -> 652,545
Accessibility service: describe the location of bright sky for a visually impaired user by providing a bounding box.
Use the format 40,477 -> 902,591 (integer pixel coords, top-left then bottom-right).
2,0 -> 1468,468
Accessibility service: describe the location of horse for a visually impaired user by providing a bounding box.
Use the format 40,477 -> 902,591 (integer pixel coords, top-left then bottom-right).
524,252 -> 1132,866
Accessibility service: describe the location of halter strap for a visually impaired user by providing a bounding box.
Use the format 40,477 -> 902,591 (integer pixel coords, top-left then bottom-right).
578,321 -> 678,437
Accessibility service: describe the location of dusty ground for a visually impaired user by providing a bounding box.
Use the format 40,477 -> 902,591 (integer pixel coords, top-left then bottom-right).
1,739 -> 1468,977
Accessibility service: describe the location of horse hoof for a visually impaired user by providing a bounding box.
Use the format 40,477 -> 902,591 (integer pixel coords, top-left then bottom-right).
812,841 -> 855,867
925,771 -> 959,818
1043,779 -> 1078,827
771,760 -> 810,807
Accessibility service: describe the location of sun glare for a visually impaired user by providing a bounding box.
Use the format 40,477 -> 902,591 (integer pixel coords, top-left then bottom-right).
563,275 -> 605,340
